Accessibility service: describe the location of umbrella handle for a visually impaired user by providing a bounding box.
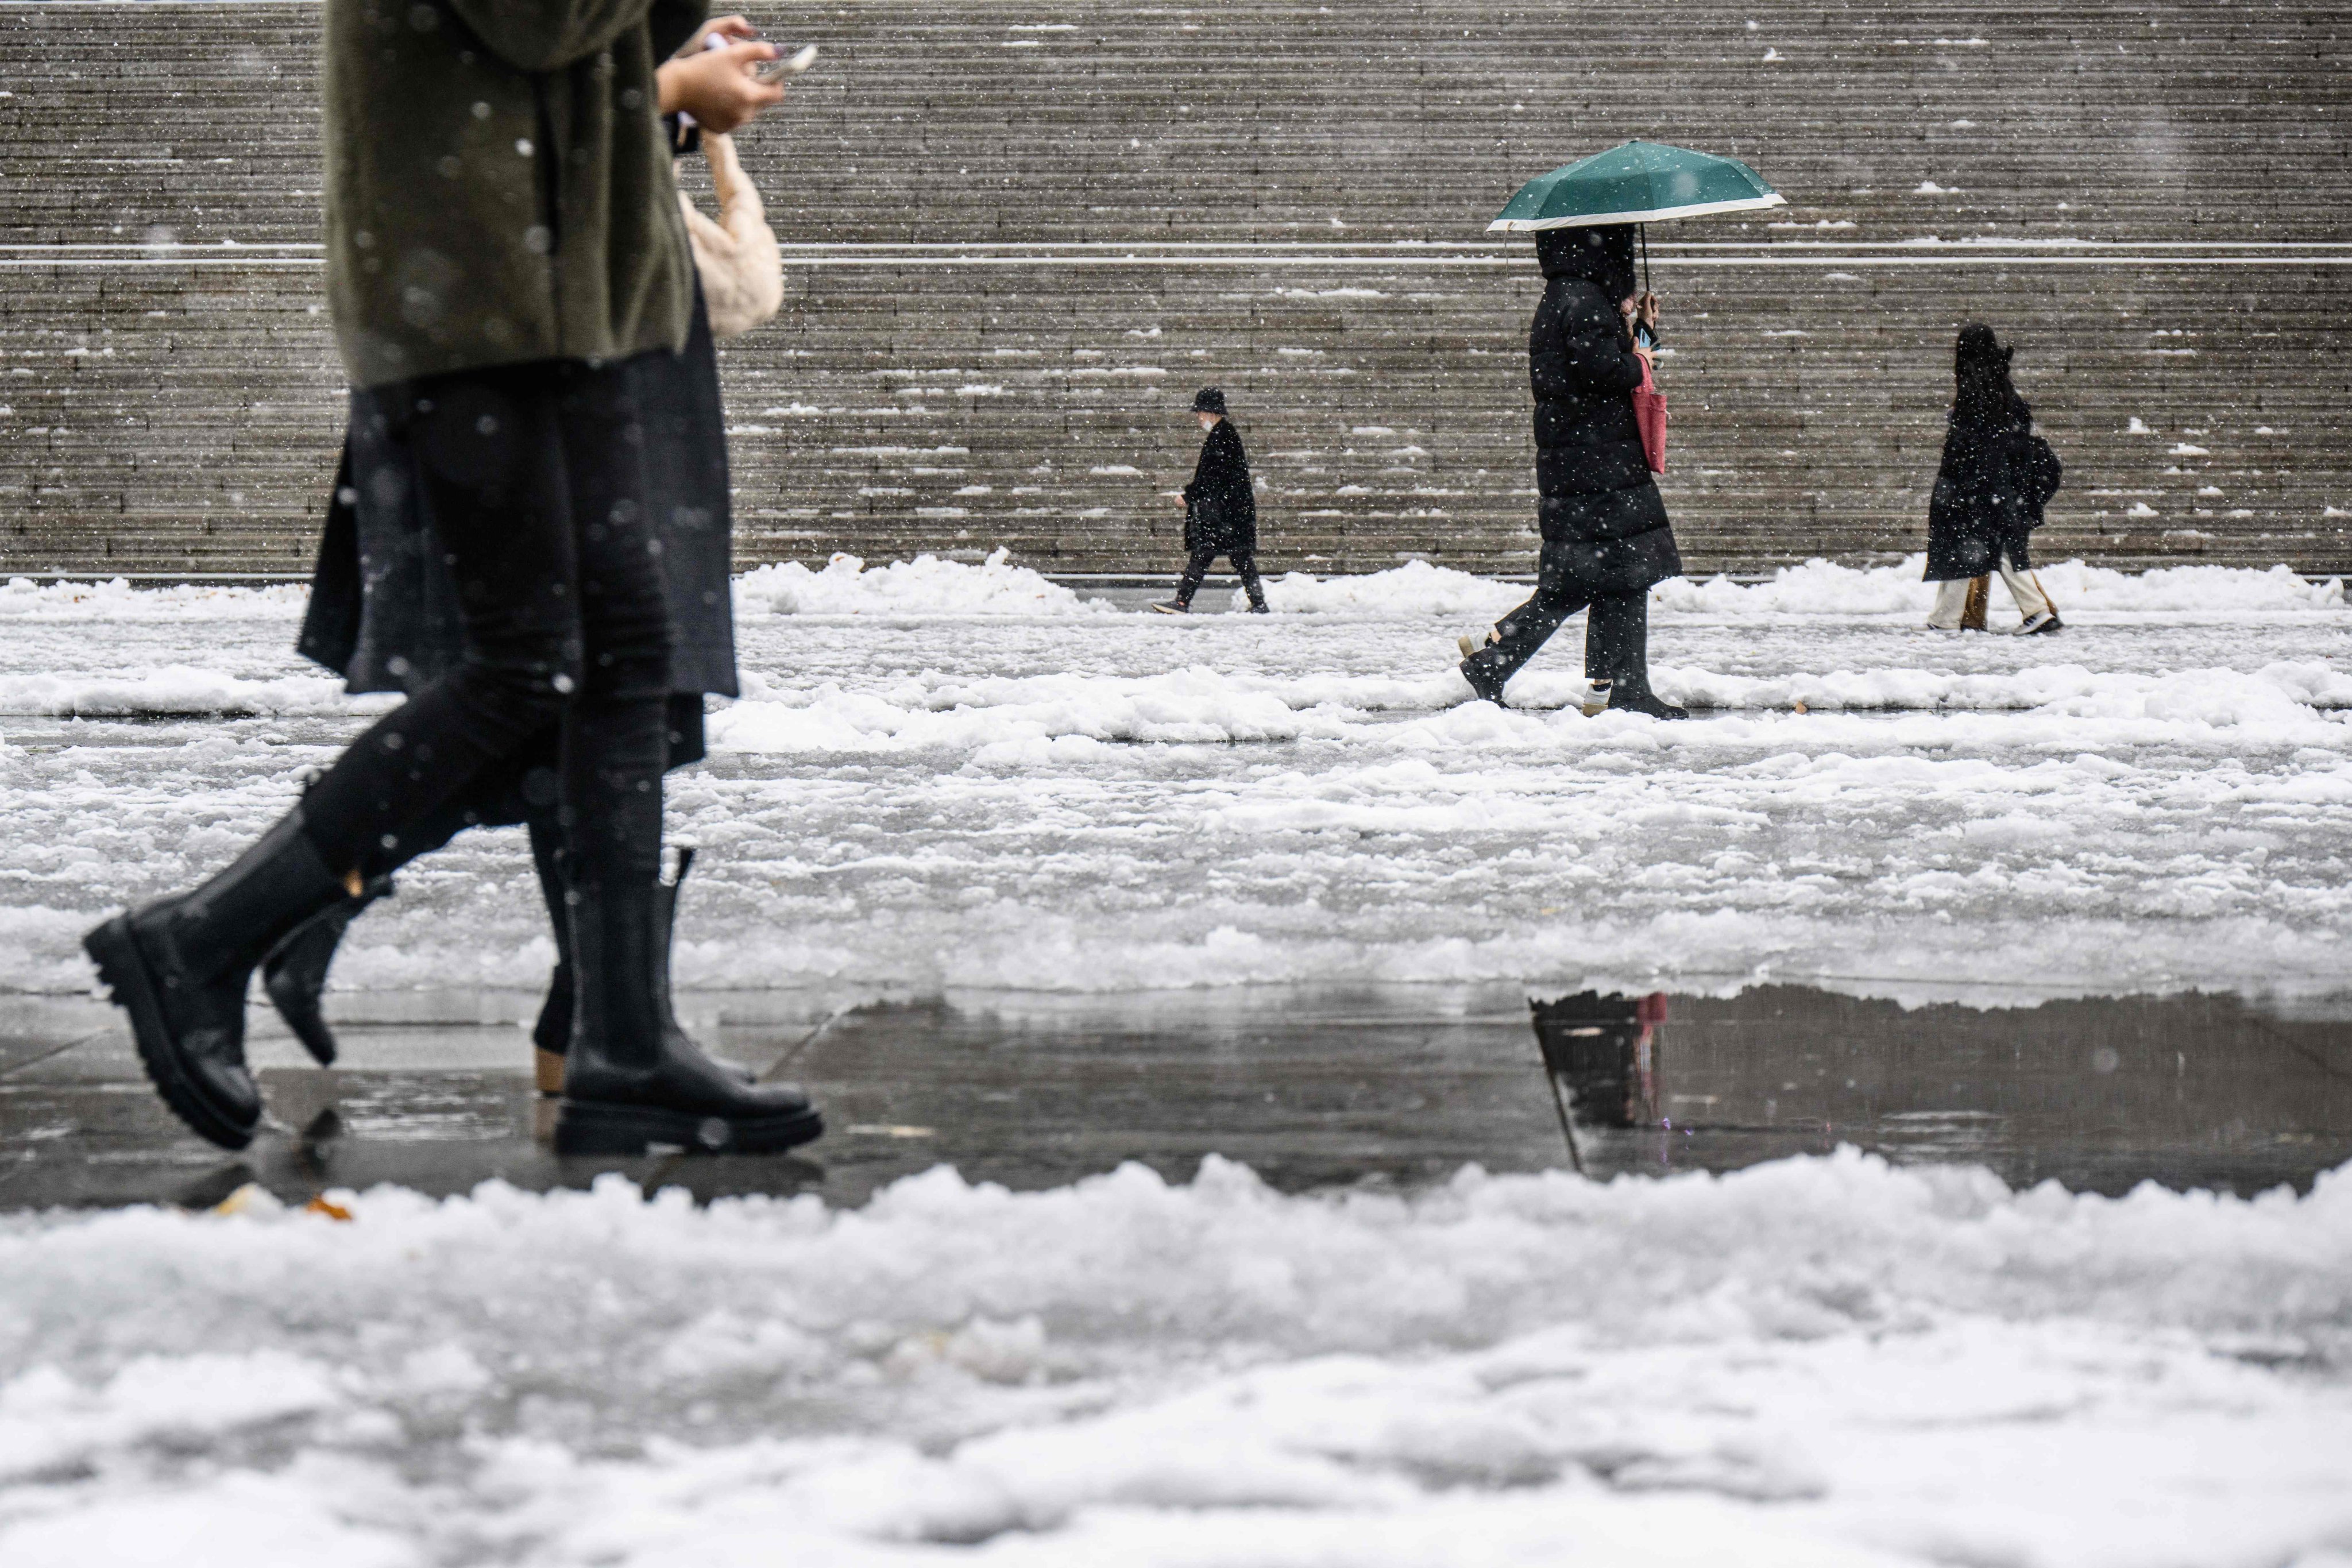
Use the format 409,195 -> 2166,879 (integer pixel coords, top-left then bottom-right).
1640,223 -> 1650,293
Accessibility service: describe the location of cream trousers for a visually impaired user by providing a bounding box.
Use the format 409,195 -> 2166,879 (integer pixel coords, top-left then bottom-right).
1929,556 -> 2053,629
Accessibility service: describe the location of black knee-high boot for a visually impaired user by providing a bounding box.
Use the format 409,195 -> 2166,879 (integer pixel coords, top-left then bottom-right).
248,801 -> 756,1093
252,715 -> 755,1092
261,873 -> 392,1067
84,809 -> 351,1148
552,699 -> 820,1156
1588,593 -> 1687,720
532,839 -> 755,1095
552,870 -> 822,1153
257,755 -> 549,1067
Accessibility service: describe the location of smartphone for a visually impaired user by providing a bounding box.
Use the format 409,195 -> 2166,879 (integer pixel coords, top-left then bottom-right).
754,45 -> 818,82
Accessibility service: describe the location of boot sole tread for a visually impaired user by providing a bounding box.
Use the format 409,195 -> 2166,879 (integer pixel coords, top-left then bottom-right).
552,1098 -> 824,1157
83,917 -> 257,1152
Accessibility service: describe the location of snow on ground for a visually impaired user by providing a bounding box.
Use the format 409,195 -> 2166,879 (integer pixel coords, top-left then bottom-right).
1257,554 -> 2343,620
734,547 -> 1114,619
4,558 -> 2351,1562
1,557 -> 2348,1000
1,1152 -> 2349,1567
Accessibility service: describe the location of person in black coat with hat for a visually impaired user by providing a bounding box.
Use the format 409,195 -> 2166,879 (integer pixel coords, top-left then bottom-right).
1459,224 -> 1686,717
1154,388 -> 1269,614
1924,325 -> 2064,635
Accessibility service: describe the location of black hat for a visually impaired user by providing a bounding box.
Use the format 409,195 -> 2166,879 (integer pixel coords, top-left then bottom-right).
1191,387 -> 1228,416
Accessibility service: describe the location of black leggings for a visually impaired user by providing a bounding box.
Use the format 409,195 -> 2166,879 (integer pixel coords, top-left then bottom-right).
1477,541 -> 1656,693
1175,546 -> 1266,609
360,697 -> 707,871
299,358 -> 673,892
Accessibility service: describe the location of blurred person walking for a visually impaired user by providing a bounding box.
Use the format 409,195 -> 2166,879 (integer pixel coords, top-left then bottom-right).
1153,388 -> 1269,615
1459,226 -> 1686,716
272,14 -> 790,1102
1924,325 -> 2064,635
84,0 -> 817,1157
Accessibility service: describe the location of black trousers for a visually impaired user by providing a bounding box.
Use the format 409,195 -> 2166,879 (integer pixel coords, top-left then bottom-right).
299,358 -> 674,893
1175,545 -> 1266,609
1476,540 -> 1656,693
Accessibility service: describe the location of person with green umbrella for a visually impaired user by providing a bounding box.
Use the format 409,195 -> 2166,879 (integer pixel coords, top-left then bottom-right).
1458,223 -> 1687,717
1462,141 -> 1783,715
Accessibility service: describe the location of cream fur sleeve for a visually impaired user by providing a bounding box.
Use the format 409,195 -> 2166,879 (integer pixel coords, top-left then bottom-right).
678,132 -> 783,339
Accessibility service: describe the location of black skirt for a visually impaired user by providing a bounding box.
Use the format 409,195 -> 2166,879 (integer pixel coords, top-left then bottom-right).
298,287 -> 740,700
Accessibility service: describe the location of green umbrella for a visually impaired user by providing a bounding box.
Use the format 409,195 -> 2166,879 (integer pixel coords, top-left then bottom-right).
1489,140 -> 1785,231
1489,140 -> 1784,288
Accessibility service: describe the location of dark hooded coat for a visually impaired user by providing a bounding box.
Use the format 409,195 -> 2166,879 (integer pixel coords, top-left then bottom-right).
1527,226 -> 1681,594
297,283 -> 739,698
1183,419 -> 1257,554
1925,329 -> 2063,580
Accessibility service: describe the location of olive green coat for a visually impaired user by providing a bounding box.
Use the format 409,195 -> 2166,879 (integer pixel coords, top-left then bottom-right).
323,0 -> 707,388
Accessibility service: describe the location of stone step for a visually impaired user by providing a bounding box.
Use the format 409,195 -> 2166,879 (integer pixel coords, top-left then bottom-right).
1,0 -> 2347,575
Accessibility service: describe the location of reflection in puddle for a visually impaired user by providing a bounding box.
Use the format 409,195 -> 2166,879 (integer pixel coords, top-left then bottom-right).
6,983 -> 2349,1208
1531,985 -> 2352,1195
1528,991 -> 1666,1172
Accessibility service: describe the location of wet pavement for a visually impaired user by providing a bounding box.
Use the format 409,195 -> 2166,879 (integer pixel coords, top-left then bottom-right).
3,981 -> 2348,1211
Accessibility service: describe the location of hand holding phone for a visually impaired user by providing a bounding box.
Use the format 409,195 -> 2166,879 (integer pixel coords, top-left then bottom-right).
753,44 -> 818,82
669,33 -> 790,135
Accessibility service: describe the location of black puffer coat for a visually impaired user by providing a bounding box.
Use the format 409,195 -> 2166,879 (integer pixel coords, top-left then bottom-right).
1183,419 -> 1257,554
298,285 -> 740,698
1528,226 -> 1681,593
1925,388 -> 2062,580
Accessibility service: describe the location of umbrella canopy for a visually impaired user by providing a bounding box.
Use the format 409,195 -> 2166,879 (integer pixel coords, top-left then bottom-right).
1489,140 -> 1785,231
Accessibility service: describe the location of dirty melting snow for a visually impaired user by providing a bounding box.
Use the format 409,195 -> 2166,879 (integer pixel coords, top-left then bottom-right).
2,1152 -> 2351,1566
3,562 -> 2352,1561
2,558 -> 2351,1000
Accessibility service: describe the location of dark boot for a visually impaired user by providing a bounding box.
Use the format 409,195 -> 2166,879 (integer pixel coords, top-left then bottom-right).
1460,648 -> 1511,705
84,810 -> 350,1149
525,813 -> 576,1095
650,847 -> 756,1084
260,874 -> 392,1067
1463,553 -> 1588,706
553,875 -> 822,1156
1589,593 -> 1689,720
1606,684 -> 1690,721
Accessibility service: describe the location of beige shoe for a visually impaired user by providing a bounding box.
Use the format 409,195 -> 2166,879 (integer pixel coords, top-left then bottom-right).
535,1047 -> 566,1096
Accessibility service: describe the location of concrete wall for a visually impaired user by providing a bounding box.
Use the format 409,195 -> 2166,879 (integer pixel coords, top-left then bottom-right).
3,1 -> 2348,577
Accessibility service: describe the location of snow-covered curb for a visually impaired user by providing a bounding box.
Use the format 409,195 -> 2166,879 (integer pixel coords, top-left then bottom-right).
0,1153 -> 2347,1567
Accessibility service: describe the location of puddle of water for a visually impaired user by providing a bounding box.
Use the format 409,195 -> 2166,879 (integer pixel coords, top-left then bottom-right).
1532,985 -> 2352,1195
5,982 -> 2347,1208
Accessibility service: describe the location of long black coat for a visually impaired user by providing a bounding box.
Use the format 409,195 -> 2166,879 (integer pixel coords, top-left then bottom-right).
1182,419 -> 1257,554
1527,227 -> 1681,594
1925,394 -> 2061,579
298,287 -> 740,698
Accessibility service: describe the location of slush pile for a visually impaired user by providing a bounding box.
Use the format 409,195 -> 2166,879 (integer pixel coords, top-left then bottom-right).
0,555 -> 2345,1002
